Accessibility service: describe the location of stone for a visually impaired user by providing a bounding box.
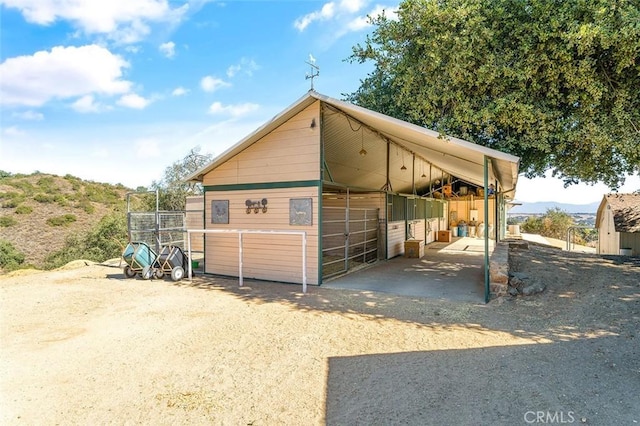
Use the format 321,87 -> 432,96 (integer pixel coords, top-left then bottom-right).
509,272 -> 529,280
508,287 -> 519,296
522,281 -> 547,296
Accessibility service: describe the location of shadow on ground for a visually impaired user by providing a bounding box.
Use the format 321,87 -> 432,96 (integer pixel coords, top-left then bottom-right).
325,336 -> 640,425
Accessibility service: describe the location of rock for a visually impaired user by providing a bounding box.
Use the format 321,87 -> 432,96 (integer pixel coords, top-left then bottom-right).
509,272 -> 529,280
522,281 -> 547,296
509,276 -> 526,288
508,287 -> 519,296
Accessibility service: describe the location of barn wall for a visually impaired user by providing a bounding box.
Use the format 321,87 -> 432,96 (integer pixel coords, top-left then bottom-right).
597,204 -> 620,255
387,221 -> 405,258
203,102 -> 320,186
185,196 -> 204,252
619,233 -> 640,255
204,187 -> 319,285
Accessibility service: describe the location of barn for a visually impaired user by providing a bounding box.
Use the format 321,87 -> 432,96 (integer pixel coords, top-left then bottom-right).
596,193 -> 640,256
185,91 -> 519,291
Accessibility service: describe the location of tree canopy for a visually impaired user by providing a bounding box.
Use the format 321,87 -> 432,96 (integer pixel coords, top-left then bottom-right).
347,0 -> 640,188
149,147 -> 212,211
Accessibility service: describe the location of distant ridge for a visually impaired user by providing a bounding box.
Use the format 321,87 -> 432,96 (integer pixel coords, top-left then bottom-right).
509,201 -> 601,214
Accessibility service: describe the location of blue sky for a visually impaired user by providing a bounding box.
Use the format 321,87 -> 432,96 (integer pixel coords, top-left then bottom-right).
1,0 -> 638,204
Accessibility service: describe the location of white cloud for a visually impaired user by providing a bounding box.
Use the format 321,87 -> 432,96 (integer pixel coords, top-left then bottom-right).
208,101 -> 259,118
117,93 -> 151,109
226,58 -> 260,78
11,110 -> 44,120
294,1 -> 397,34
294,2 -> 336,31
71,94 -> 102,113
171,86 -> 189,96
1,0 -> 188,44
0,44 -> 131,107
159,41 -> 176,58
3,126 -> 25,137
200,75 -> 230,92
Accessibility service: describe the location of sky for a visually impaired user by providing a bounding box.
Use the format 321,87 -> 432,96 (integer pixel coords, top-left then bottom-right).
1,0 -> 638,205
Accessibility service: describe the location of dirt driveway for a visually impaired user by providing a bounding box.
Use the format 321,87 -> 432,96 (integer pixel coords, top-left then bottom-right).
1,245 -> 639,425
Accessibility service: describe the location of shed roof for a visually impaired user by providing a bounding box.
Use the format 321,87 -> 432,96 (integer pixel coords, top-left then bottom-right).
597,193 -> 640,233
186,91 -> 520,196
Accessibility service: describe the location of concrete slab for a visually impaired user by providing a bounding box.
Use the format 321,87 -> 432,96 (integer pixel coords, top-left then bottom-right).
323,237 -> 494,303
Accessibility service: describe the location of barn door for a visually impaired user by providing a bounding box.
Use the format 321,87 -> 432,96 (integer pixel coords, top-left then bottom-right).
322,206 -> 379,279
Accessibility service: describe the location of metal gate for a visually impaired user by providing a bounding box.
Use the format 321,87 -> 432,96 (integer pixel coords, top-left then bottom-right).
322,207 -> 379,278
127,211 -> 187,253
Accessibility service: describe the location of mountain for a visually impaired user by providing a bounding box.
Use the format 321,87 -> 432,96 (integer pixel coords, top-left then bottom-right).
508,201 -> 601,214
0,172 -> 131,269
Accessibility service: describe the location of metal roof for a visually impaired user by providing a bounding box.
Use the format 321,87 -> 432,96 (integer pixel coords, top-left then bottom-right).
186,91 -> 520,197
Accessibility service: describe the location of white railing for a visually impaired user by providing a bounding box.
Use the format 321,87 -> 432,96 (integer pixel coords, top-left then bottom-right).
186,229 -> 308,293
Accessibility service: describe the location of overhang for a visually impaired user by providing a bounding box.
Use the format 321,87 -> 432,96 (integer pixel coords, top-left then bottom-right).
186,91 -> 520,197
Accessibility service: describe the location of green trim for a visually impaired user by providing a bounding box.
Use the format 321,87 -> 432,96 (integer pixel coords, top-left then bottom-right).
318,183 -> 323,284
318,109 -> 325,285
204,180 -> 321,192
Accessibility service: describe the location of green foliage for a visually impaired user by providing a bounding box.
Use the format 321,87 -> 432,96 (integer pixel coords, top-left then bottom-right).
14,205 -> 33,214
1,192 -> 25,208
7,179 -> 35,196
520,208 -> 575,240
149,146 -> 212,211
34,193 -> 55,203
76,200 -> 96,214
37,176 -> 60,193
44,213 -> 127,269
0,170 -> 12,179
348,0 -> 640,188
0,239 -> 25,271
46,214 -> 77,227
0,216 -> 18,227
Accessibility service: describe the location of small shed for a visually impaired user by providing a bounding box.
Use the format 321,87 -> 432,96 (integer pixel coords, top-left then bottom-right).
186,91 -> 519,289
596,193 -> 640,255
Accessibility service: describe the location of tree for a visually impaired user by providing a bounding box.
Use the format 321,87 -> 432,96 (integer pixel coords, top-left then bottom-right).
149,147 -> 213,211
520,208 -> 574,240
347,0 -> 640,188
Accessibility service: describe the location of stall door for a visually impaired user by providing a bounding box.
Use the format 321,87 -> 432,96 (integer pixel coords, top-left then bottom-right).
322,207 -> 379,279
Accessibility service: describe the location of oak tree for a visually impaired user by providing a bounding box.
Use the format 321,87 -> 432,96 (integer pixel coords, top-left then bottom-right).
347,0 -> 640,188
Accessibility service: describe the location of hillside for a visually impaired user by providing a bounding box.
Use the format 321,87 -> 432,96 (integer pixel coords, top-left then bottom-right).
0,172 -> 132,269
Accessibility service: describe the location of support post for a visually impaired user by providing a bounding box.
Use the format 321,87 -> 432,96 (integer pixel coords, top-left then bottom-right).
484,156 -> 490,303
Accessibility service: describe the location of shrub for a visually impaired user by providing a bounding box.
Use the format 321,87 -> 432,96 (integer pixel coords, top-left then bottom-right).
34,193 -> 55,203
44,212 -> 127,269
0,239 -> 25,271
2,199 -> 20,208
76,201 -> 96,214
46,214 -> 77,227
0,216 -> 17,227
520,208 -> 575,240
37,176 -> 60,193
15,205 -> 33,214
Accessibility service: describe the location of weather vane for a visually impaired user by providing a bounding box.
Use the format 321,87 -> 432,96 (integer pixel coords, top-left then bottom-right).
305,54 -> 320,91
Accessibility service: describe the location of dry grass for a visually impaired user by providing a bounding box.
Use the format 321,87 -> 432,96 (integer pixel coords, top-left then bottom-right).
0,173 -> 129,268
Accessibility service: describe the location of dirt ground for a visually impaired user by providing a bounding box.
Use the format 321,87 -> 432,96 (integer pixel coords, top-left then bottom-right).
1,245 -> 638,425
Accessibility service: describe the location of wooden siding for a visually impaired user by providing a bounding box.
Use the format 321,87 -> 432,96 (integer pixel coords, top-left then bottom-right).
203,103 -> 320,186
448,198 -> 496,227
598,202 -> 640,255
185,196 -> 204,252
387,221 -> 405,258
619,233 -> 640,256
597,205 -> 620,255
203,187 -> 319,285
